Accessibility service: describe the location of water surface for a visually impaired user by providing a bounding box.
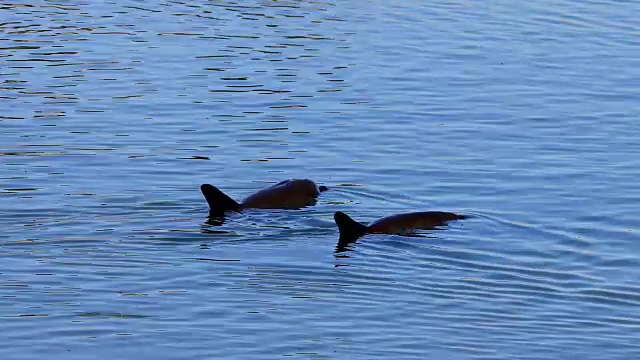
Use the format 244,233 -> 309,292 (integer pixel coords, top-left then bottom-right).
2,0 -> 640,359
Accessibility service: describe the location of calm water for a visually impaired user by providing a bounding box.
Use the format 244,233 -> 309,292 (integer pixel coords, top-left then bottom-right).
2,0 -> 640,358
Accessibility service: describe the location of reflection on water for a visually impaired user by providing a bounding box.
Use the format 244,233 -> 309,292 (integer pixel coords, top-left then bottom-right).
2,0 -> 640,359
335,230 -> 441,254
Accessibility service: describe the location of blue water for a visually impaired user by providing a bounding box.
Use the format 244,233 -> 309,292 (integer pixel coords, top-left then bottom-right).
2,1 -> 640,358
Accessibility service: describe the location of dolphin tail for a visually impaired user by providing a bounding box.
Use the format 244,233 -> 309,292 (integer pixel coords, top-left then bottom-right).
200,184 -> 241,216
334,211 -> 368,244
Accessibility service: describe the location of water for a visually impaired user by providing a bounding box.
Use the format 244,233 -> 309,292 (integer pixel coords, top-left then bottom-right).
2,0 -> 640,358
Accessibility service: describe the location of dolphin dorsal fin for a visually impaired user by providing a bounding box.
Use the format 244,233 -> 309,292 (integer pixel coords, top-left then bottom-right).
334,211 -> 368,243
200,184 -> 241,216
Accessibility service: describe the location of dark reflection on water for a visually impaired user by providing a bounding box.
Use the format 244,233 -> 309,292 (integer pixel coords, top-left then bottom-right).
2,0 -> 640,359
335,232 -> 442,254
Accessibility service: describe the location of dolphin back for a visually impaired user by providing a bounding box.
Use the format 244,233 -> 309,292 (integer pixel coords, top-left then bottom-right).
201,184 -> 241,216
241,179 -> 325,209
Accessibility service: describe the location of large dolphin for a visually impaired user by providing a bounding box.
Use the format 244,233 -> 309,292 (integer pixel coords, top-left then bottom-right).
334,210 -> 466,248
201,179 -> 328,217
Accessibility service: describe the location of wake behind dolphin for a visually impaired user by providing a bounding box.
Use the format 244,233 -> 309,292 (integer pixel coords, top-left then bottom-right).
334,210 -> 466,249
201,179 -> 328,216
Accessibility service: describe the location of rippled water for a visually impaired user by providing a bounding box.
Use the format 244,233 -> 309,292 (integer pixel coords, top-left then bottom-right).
2,0 -> 640,358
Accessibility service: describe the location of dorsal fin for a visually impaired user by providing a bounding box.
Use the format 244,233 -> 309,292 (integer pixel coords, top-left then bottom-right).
200,184 -> 241,216
334,211 -> 368,245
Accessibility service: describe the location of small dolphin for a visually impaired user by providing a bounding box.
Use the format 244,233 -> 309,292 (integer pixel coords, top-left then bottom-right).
334,210 -> 466,247
201,179 -> 328,216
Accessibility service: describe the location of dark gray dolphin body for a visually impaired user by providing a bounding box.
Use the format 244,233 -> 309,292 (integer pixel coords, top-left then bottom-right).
334,211 -> 466,248
201,179 -> 328,216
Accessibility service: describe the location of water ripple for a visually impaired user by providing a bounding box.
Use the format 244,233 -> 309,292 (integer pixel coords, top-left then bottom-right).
2,0 -> 640,359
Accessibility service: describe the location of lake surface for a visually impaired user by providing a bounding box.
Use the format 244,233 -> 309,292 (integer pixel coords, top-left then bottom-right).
2,0 -> 640,358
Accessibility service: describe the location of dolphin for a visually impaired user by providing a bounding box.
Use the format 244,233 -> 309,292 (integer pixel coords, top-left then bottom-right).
334,210 -> 466,248
201,179 -> 328,217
